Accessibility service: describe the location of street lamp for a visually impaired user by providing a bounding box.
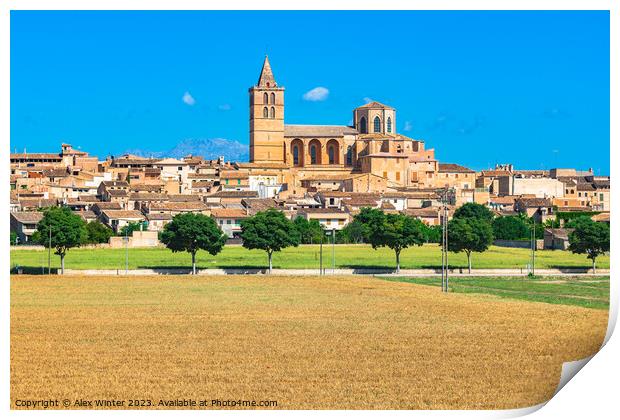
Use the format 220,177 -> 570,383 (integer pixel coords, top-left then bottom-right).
325,228 -> 336,275
124,226 -> 129,275
436,187 -> 454,292
530,219 -> 536,276
48,224 -> 52,275
319,230 -> 323,276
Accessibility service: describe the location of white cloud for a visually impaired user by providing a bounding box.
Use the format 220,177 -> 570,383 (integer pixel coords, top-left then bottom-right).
218,104 -> 231,111
182,91 -> 196,106
403,121 -> 413,131
302,87 -> 329,102
363,97 -> 373,104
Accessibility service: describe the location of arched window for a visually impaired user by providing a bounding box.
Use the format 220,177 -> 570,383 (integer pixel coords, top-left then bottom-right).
270,106 -> 275,119
359,117 -> 367,134
387,117 -> 392,133
328,145 -> 335,164
263,93 -> 269,104
374,116 -> 381,133
270,93 -> 276,104
263,107 -> 268,118
293,145 -> 300,165
310,144 -> 317,164
346,146 -> 353,165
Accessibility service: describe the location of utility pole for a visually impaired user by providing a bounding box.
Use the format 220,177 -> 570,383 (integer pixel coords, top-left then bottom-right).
48,225 -> 52,275
125,227 -> 129,275
440,190 -> 445,292
437,187 -> 452,293
332,228 -> 336,275
444,201 -> 449,292
319,231 -> 323,276
530,221 -> 536,276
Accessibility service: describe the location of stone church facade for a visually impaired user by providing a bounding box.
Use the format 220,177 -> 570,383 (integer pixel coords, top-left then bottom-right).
244,56 -> 440,195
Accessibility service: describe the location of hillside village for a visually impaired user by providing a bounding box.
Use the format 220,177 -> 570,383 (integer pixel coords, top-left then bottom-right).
9,57 -> 610,247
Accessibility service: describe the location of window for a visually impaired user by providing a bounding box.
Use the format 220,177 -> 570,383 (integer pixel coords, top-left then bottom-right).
383,171 -> 388,178
226,179 -> 229,184
226,220 -> 231,225
270,93 -> 275,104
346,146 -> 353,165
387,117 -> 392,133
328,145 -> 335,164
310,144 -> 318,164
395,172 -> 400,181
359,117 -> 367,134
237,179 -> 241,185
600,193 -> 604,201
270,107 -> 275,118
263,93 -> 268,104
178,166 -> 182,171
373,116 -> 381,133
263,107 -> 268,118
293,145 -> 300,165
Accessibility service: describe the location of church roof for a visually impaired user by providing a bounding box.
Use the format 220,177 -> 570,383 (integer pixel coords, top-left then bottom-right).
356,101 -> 394,110
257,55 -> 277,87
284,124 -> 358,137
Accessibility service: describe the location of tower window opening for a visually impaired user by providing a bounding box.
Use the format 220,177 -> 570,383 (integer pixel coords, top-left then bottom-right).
359,117 -> 367,134
263,107 -> 268,118
270,106 -> 275,118
293,145 -> 299,165
310,145 -> 318,164
374,116 -> 381,133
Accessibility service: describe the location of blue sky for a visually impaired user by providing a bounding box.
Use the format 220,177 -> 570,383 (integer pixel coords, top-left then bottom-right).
11,10 -> 609,173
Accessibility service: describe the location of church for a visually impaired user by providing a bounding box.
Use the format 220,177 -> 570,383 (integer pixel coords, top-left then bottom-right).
240,56 -> 441,195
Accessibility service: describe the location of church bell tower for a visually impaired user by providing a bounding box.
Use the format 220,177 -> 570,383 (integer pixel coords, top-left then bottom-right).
249,56 -> 285,163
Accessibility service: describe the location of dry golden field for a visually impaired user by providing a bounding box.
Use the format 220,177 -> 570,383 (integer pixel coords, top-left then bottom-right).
11,275 -> 608,410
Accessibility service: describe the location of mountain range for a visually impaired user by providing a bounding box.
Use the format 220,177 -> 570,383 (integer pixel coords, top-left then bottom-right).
124,138 -> 249,162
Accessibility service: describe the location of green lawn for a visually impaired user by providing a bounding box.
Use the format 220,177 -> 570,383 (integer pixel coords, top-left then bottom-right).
380,276 -> 610,309
10,244 -> 609,272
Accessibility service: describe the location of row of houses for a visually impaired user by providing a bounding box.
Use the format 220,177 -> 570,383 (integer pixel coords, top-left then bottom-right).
10,144 -> 610,243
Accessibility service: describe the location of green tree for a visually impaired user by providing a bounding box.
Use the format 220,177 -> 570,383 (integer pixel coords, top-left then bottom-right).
447,217 -> 494,273
492,216 -> 529,240
424,224 -> 443,244
160,213 -> 226,274
293,216 -> 324,244
354,207 -> 384,243
34,207 -> 88,274
354,208 -> 426,273
10,231 -> 17,245
382,213 -> 427,272
568,217 -> 610,273
85,221 -> 114,244
240,209 -> 300,274
336,219 -> 366,244
453,202 -> 494,223
118,221 -> 143,237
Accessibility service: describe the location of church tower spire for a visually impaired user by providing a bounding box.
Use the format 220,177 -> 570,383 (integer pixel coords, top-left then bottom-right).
257,55 -> 277,88
249,56 -> 285,163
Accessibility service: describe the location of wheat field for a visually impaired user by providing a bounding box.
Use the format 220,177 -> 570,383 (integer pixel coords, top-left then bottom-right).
10,275 -> 608,410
